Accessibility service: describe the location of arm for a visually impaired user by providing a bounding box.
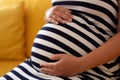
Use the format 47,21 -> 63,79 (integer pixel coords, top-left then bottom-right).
81,0 -> 120,74
79,32 -> 120,72
74,0 -> 120,73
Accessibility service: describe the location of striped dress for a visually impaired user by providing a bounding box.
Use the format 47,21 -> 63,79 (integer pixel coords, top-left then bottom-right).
0,0 -> 120,80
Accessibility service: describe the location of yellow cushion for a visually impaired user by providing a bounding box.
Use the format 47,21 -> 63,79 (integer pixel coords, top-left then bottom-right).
24,0 -> 51,57
0,2 -> 26,60
0,60 -> 24,76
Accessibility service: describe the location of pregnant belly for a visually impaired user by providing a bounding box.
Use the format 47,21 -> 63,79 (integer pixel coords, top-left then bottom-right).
31,22 -> 110,70
34,21 -> 112,55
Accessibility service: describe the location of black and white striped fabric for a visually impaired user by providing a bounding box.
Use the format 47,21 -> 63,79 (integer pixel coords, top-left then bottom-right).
0,0 -> 120,80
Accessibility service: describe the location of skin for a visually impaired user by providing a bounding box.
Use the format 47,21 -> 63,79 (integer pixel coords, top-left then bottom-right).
44,6 -> 73,24
41,1 -> 120,77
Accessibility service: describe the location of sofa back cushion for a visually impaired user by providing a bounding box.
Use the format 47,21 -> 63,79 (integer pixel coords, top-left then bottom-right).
0,1 -> 26,60
24,0 -> 51,57
0,0 -> 51,59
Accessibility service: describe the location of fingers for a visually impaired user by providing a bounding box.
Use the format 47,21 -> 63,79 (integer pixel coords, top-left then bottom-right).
41,68 -> 53,75
40,62 -> 58,76
55,7 -> 72,21
53,10 -> 72,22
47,17 -> 59,24
45,6 -> 73,24
41,64 -> 63,76
50,15 -> 65,24
40,54 -> 66,69
50,54 -> 66,60
41,62 -> 54,69
41,68 -> 60,76
40,54 -> 69,76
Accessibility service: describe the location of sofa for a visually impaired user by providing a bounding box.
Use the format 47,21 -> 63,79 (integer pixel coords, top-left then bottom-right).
0,0 -> 51,76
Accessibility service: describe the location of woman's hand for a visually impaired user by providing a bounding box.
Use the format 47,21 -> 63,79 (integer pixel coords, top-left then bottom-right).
44,6 -> 73,24
40,54 -> 82,77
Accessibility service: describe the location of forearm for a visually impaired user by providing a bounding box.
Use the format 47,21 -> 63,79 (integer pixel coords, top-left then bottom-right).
79,32 -> 120,72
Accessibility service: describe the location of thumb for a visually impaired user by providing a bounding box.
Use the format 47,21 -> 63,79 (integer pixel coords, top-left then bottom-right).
50,54 -> 65,60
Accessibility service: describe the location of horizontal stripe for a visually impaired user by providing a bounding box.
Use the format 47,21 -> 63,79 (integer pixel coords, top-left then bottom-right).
44,23 -> 101,48
42,27 -> 92,53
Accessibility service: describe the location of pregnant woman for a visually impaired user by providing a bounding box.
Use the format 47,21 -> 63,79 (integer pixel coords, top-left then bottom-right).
0,0 -> 120,80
